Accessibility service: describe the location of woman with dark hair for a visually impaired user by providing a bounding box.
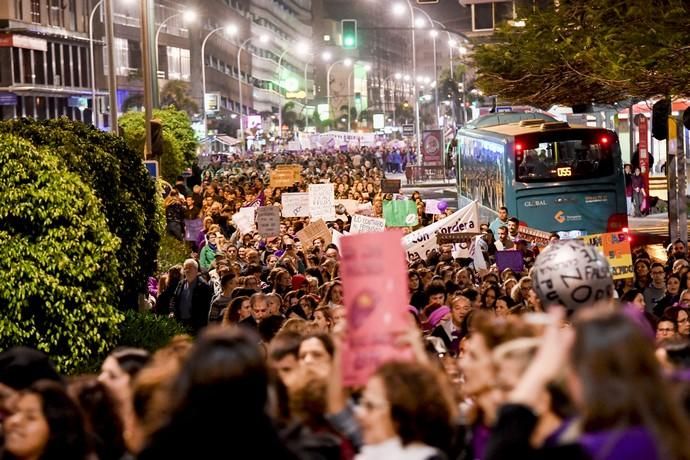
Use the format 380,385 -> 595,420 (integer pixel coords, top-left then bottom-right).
408,270 -> 427,312
495,295 -> 515,317
354,361 -> 457,459
221,296 -> 251,325
312,306 -> 333,333
138,328 -> 297,459
299,334 -> 335,380
654,274 -> 682,317
155,265 -> 183,316
486,309 -> 690,460
320,281 -> 344,309
3,380 -> 88,460
621,288 -> 646,313
98,347 -> 150,456
481,285 -> 500,311
67,377 -> 127,460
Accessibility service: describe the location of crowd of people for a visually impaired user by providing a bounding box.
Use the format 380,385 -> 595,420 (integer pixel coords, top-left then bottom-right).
2,146 -> 690,460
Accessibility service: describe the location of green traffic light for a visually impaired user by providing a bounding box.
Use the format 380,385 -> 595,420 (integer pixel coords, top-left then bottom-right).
344,36 -> 355,47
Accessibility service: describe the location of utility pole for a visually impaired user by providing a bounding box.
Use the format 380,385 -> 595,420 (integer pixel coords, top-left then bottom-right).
104,0 -> 118,132
139,0 -> 154,158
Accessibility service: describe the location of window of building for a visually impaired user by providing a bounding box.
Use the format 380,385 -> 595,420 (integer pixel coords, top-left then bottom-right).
104,37 -> 129,76
472,1 -> 515,31
49,0 -> 63,27
166,46 -> 190,81
30,0 -> 41,23
15,0 -> 23,20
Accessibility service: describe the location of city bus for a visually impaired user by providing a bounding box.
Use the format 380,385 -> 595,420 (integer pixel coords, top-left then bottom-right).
455,120 -> 628,237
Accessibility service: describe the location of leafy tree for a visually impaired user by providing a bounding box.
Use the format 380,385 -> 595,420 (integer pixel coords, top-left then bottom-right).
0,134 -> 123,371
473,0 -> 690,107
119,107 -> 198,182
160,80 -> 199,116
0,118 -> 161,313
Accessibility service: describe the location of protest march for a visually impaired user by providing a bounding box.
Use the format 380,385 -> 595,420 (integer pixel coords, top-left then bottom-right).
2,145 -> 690,460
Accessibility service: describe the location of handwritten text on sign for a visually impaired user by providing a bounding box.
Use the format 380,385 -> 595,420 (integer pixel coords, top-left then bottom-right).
255,206 -> 281,237
308,183 -> 336,221
281,192 -> 310,217
350,215 -> 386,234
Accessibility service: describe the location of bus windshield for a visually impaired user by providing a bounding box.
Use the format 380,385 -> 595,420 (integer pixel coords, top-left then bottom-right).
516,131 -> 615,182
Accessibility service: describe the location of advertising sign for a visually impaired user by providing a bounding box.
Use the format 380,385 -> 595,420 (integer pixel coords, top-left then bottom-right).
422,130 -> 443,166
340,230 -> 413,387
204,93 -> 219,113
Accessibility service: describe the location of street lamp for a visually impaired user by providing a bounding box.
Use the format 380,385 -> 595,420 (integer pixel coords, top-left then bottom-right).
88,0 -> 104,128
326,58 -> 352,122
237,33 -> 270,150
393,1 -> 421,164
346,62 -> 371,132
154,8 -> 196,87
275,41 -> 310,137
201,24 -> 237,137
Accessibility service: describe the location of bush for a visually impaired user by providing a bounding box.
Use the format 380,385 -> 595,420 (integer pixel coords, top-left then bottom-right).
158,234 -> 191,276
118,310 -> 188,352
0,134 -> 123,371
0,118 -> 161,311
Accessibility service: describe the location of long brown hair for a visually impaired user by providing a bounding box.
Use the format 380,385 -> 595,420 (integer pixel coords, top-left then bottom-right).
573,312 -> 690,460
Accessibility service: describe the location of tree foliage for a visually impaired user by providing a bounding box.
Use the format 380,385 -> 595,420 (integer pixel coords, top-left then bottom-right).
160,80 -> 199,117
0,134 -> 123,371
119,106 -> 198,182
473,0 -> 690,107
0,118 -> 161,313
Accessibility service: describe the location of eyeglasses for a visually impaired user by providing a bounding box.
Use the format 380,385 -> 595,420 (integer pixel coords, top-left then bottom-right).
652,270 -> 665,275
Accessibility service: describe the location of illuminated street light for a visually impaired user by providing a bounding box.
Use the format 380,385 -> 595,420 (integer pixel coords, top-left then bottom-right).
392,3 -> 406,15
344,58 -> 353,66
322,51 -> 332,61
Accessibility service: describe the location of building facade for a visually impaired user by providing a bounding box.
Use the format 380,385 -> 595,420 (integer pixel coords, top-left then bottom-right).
0,0 -> 94,122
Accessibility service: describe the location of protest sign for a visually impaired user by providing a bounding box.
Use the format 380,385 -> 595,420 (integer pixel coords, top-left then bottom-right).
270,169 -> 295,188
383,200 -> 418,227
354,202 -> 373,216
335,199 -> 359,215
255,206 -> 281,237
340,230 -> 412,387
275,164 -> 302,183
232,209 -> 255,235
380,179 -> 401,194
350,215 -> 386,234
518,225 -> 551,247
403,202 -> 479,261
296,219 -> 332,250
496,250 -> 525,273
424,199 -> 443,215
331,229 -> 343,250
184,218 -> 203,242
308,183 -> 336,221
580,232 -> 634,279
281,192 -> 310,217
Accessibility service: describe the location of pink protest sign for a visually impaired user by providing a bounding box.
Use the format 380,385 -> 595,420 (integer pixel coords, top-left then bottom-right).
340,230 -> 412,387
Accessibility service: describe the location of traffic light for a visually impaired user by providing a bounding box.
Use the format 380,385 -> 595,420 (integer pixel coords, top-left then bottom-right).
652,99 -> 670,141
150,119 -> 163,158
341,19 -> 357,49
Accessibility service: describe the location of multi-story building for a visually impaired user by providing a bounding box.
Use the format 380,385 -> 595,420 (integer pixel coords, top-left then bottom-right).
0,0 -> 94,122
247,0 -> 313,125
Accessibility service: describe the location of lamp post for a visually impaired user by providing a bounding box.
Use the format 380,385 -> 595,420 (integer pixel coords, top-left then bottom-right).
237,34 -> 269,151
104,0 -> 118,133
381,72 -> 402,126
88,0 -> 104,128
154,9 -> 196,107
326,58 -> 352,124
393,1 -> 421,163
201,24 -> 237,138
275,41 -> 310,137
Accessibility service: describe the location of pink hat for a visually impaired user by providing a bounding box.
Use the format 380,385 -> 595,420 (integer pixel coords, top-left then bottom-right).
427,306 -> 451,329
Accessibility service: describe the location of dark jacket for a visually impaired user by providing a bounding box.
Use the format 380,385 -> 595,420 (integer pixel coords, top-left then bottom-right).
170,276 -> 213,333
484,404 -> 589,460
